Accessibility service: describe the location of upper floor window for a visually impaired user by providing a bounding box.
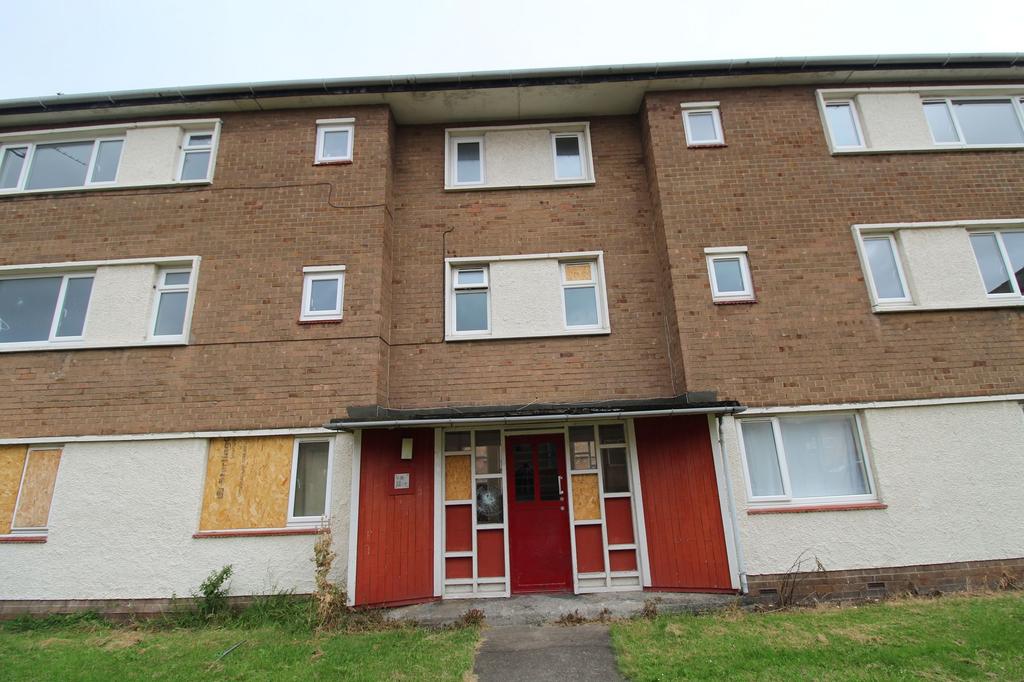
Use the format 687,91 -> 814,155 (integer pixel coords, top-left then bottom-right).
300,265 -> 345,321
561,261 -> 601,328
445,252 -> 609,341
0,138 -> 125,193
151,268 -> 193,339
452,266 -> 490,334
969,230 -> 1024,298
923,98 -> 1024,146
315,119 -> 355,164
0,273 -> 94,345
861,235 -> 910,304
739,414 -> 875,506
704,247 -> 754,302
680,102 -> 724,146
445,123 -> 594,190
824,100 -> 864,149
178,131 -> 214,181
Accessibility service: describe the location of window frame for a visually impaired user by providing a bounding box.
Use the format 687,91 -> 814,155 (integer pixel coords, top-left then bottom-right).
314,120 -> 355,164
922,96 -> 1024,148
300,265 -> 346,321
559,260 -> 603,330
148,267 -> 195,341
286,437 -> 335,527
0,136 -> 126,194
551,132 -> 588,181
969,229 -> 1024,299
823,100 -> 866,150
9,446 -> 62,534
737,413 -> 877,508
176,130 -> 216,182
680,102 -> 725,147
451,136 -> 486,187
0,271 -> 96,347
450,265 -> 491,336
859,233 -> 913,305
704,247 -> 755,302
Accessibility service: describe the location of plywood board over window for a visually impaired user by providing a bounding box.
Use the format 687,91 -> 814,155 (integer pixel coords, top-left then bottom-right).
12,449 -> 62,530
199,436 -> 293,531
0,445 -> 28,534
445,455 -> 472,501
572,473 -> 602,521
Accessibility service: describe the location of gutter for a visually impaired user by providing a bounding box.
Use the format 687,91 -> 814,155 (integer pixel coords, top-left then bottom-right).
326,404 -> 746,431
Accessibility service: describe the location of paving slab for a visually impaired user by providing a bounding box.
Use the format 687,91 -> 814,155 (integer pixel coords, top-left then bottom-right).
473,624 -> 624,682
386,590 -> 738,627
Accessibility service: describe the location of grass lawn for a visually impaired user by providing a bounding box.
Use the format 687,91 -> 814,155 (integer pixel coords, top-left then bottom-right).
612,592 -> 1024,681
0,615 -> 478,681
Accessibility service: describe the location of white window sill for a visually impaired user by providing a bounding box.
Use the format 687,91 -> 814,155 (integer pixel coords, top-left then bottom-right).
446,327 -> 611,342
0,178 -> 212,198
872,299 -> 1024,313
747,499 -> 885,515
0,339 -> 189,353
444,178 -> 596,192
832,143 -> 1024,156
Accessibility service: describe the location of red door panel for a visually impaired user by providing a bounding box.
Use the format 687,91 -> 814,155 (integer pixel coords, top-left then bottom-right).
355,428 -> 435,606
506,434 -> 572,593
635,415 -> 734,591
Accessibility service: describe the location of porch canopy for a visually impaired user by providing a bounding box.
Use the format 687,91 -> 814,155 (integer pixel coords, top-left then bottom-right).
325,392 -> 744,430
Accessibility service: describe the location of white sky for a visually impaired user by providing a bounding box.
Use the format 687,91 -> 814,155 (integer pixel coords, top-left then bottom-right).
1,0 -> 1021,101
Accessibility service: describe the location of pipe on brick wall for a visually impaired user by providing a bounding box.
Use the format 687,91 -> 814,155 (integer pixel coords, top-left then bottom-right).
717,413 -> 749,594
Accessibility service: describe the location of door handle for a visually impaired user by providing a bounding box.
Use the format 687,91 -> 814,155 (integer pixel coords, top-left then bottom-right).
558,475 -> 564,497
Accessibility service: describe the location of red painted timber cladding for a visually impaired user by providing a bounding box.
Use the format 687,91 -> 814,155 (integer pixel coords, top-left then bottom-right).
446,557 -> 472,579
477,529 -> 505,577
445,505 -> 472,552
355,428 -> 434,606
634,415 -> 732,590
609,549 -> 638,572
604,497 -> 635,545
575,525 -> 605,573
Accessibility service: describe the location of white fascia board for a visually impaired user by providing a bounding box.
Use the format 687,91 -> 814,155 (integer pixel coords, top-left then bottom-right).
445,250 -> 603,265
818,84 -> 1024,98
445,120 -> 590,135
853,218 -> 1024,232
316,117 -> 355,125
739,393 -> 1024,416
0,255 -> 199,274
0,118 -> 222,142
703,246 -> 748,254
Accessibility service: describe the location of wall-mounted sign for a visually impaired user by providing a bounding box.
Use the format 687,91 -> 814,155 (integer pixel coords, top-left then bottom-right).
394,472 -> 410,490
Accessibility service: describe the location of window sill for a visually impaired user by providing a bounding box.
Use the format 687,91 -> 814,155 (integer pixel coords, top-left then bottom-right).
0,339 -> 189,353
0,178 -> 212,199
298,317 -> 344,325
713,298 -> 757,305
192,528 -> 322,539
446,328 -> 611,342
313,159 -> 353,166
748,502 -> 887,515
443,178 -> 596,192
832,144 -> 1024,156
0,534 -> 47,543
687,143 -> 728,149
872,300 -> 1024,313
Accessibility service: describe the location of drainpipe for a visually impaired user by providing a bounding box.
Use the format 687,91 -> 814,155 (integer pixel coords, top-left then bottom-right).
717,414 -> 749,594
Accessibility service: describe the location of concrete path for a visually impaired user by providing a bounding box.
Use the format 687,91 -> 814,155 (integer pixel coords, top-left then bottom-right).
387,590 -> 737,627
473,624 -> 624,682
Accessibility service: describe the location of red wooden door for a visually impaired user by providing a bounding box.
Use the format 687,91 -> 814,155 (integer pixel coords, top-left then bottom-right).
506,434 -> 572,593
634,415 -> 734,591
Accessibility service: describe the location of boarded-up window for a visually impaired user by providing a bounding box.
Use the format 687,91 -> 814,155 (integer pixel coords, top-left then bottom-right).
198,436 -> 295,531
3,448 -> 62,532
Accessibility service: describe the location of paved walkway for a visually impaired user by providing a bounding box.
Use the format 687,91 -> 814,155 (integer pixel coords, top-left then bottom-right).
386,590 -> 737,627
473,624 -> 624,682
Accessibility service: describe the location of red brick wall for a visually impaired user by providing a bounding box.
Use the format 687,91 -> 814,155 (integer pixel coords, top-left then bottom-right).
643,85 -> 1024,407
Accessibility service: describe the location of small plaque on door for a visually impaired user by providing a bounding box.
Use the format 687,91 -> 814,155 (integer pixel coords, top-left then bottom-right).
394,472 -> 410,489
390,468 -> 413,495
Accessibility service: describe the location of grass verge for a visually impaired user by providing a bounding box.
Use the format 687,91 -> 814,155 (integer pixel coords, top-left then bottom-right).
611,592 -> 1024,681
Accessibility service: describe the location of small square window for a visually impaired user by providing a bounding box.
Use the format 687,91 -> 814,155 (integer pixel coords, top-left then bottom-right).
705,248 -> 754,302
681,103 -> 724,146
824,101 -> 864,149
315,122 -> 355,163
301,266 -> 345,321
453,138 -> 484,185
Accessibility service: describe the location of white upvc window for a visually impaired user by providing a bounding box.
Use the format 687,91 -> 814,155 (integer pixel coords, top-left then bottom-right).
451,137 -> 485,186
551,132 -> 587,180
738,414 -> 876,507
969,230 -> 1024,299
923,97 -> 1024,147
704,247 -> 754,302
300,265 -> 345,321
560,260 -> 602,329
315,119 -> 355,163
150,268 -> 194,340
680,102 -> 725,146
178,131 -> 215,181
860,234 -> 912,305
0,272 -> 95,346
451,266 -> 490,334
824,100 -> 865,149
287,438 -> 334,526
0,137 -> 125,193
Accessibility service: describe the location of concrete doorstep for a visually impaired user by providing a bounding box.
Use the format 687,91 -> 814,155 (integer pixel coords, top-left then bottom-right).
472,623 -> 624,682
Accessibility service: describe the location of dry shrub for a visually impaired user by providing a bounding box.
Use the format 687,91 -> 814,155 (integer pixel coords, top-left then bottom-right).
454,608 -> 485,628
555,610 -> 587,626
639,597 -> 662,619
312,526 -> 348,631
